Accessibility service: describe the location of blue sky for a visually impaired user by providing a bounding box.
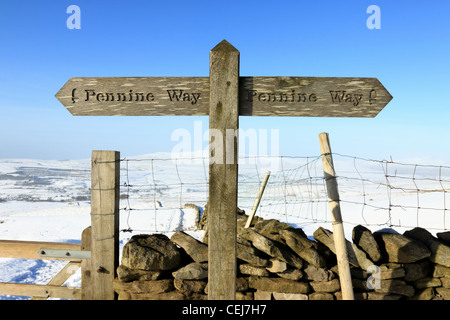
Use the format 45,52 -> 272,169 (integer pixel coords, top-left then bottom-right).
0,1 -> 449,162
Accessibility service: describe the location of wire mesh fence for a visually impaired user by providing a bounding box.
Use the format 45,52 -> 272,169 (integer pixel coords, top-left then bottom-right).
119,155 -> 209,234
332,153 -> 450,232
118,153 -> 450,235
0,151 -> 447,239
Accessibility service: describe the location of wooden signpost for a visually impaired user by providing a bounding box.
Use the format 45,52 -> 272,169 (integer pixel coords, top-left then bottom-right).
56,76 -> 391,117
56,40 -> 392,300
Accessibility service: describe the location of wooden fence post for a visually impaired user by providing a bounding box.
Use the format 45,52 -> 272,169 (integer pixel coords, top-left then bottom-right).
245,171 -> 271,228
318,133 -> 354,300
90,150 -> 120,300
208,40 -> 239,300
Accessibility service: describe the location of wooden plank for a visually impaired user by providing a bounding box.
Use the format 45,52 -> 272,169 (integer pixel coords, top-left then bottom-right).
240,76 -> 392,117
91,150 -> 120,300
0,282 -> 81,300
80,226 -> 94,300
56,76 -> 391,117
55,77 -> 210,116
319,132 -> 354,300
208,40 -> 239,300
0,240 -> 81,261
31,261 -> 81,300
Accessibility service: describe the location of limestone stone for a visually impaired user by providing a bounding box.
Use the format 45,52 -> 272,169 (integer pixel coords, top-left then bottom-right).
237,235 -> 252,247
436,287 -> 450,300
266,259 -> 287,273
253,224 -> 284,243
237,242 -> 270,267
249,276 -> 310,294
198,203 -> 208,230
313,227 -> 373,270
303,263 -> 335,282
236,277 -> 249,292
113,278 -> 174,294
441,277 -> 450,288
350,243 -> 375,270
272,292 -> 308,300
236,292 -> 253,300
280,229 -> 326,268
413,277 -> 442,289
403,260 -> 432,282
239,228 -> 303,269
349,268 -> 369,280
362,264 -> 406,289
172,262 -> 208,280
309,292 -> 335,300
316,242 -> 337,266
121,234 -> 181,271
118,290 -> 206,300
239,264 -> 270,277
374,279 -> 415,297
374,231 -> 431,263
276,268 -> 303,281
174,278 -> 207,294
408,287 -> 435,300
170,231 -> 208,263
116,264 -> 162,282
254,219 -> 306,239
309,278 -> 341,293
366,292 -> 402,300
377,264 -> 406,280
352,225 -> 382,263
352,278 -> 371,291
254,290 -> 272,300
117,217 -> 450,301
404,227 -> 450,267
437,231 -> 450,244
433,264 -> 450,278
313,227 -> 336,252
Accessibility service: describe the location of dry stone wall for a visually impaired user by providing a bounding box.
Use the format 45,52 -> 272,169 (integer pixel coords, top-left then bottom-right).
113,213 -> 450,300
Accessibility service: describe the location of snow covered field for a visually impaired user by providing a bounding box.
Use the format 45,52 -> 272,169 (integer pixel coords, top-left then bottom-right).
0,152 -> 448,299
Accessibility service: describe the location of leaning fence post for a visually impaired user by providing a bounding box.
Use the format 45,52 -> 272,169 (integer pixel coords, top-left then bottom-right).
90,150 -> 120,300
245,171 -> 271,228
318,133 -> 354,300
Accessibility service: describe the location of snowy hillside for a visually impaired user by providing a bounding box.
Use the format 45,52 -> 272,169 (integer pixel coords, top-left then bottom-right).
0,152 -> 448,299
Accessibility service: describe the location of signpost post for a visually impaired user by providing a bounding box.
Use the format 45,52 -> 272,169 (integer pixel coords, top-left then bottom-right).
56,40 -> 392,300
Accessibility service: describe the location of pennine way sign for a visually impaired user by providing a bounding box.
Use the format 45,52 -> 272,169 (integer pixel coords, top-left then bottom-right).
55,40 -> 392,301
56,76 -> 392,117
